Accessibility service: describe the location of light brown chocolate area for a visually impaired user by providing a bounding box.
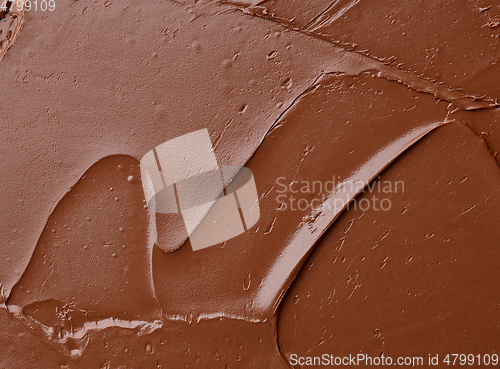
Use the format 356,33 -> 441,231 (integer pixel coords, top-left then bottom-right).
0,0 -> 25,62
0,0 -> 364,295
237,0 -> 500,100
0,0 -> 498,367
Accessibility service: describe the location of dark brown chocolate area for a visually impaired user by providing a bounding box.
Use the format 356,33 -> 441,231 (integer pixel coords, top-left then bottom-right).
6,155 -> 161,358
278,122 -> 500,363
152,71 -> 450,324
451,107 -> 500,164
0,307 -> 288,368
8,155 -> 159,323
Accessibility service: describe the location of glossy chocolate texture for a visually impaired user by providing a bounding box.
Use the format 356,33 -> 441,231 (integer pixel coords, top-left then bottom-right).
0,0 -> 498,367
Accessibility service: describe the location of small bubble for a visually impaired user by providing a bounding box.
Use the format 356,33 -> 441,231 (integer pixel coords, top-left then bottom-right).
243,273 -> 251,291
239,104 -> 248,113
374,328 -> 385,343
327,291 -> 335,305
145,343 -> 153,354
281,77 -> 292,89
380,256 -> 388,269
190,41 -> 202,52
127,175 -> 134,182
267,50 -> 278,59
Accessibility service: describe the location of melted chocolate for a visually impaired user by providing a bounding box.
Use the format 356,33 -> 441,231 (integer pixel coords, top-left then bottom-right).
278,122 -> 500,362
0,0 -> 25,62
0,0 -> 498,367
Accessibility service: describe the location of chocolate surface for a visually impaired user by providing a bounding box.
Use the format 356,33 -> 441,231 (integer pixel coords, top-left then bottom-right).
0,0 -> 25,62
0,0 -> 498,367
278,122 -> 500,363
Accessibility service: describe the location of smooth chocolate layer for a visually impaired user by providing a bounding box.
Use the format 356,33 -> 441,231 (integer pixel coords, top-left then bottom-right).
0,0 -> 498,367
278,122 -> 500,363
0,0 -> 383,295
152,71 -> 450,323
7,155 -> 162,358
230,0 -> 500,100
